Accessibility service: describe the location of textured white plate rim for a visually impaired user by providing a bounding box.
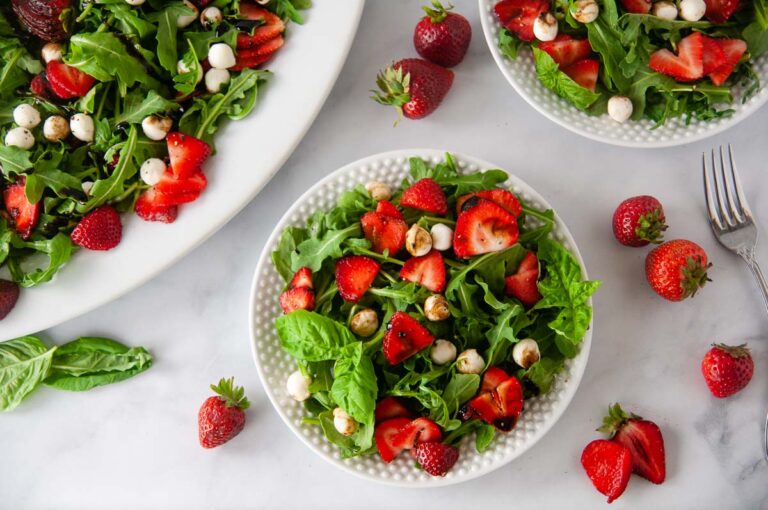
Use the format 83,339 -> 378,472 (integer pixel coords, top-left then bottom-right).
248,148 -> 594,487
0,1 -> 365,340
478,0 -> 768,148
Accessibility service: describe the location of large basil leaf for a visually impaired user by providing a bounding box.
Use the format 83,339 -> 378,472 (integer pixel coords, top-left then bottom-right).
0,336 -> 56,411
330,344 -> 377,450
275,310 -> 356,361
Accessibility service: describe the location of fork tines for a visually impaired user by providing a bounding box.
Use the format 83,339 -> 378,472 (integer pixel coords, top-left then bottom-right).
702,144 -> 753,232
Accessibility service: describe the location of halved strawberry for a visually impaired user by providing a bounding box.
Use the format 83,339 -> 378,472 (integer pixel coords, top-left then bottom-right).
279,287 -> 315,314
70,205 -> 122,251
360,211 -> 407,255
481,366 -> 511,392
649,32 -> 704,82
391,417 -> 442,450
135,189 -> 179,223
504,251 -> 542,306
2,177 -> 39,240
456,188 -> 523,217
414,442 -> 460,477
375,417 -> 412,463
493,0 -> 549,42
620,0 -> 651,13
495,377 -> 524,427
704,0 -> 740,23
537,35 -> 593,68
231,37 -> 285,71
701,36 -> 727,75
562,58 -> 600,92
12,0 -> 71,41
708,39 -> 747,86
166,132 -> 212,179
462,367 -> 523,431
400,178 -> 448,215
45,61 -> 96,99
400,250 -> 446,293
335,255 -> 380,302
236,3 -> 285,49
30,73 -> 53,100
153,170 -> 208,206
599,404 -> 666,485
288,267 -> 313,289
375,397 -> 414,423
581,440 -> 633,503
375,200 -> 404,220
461,392 -> 501,425
453,198 -> 519,258
383,311 -> 435,365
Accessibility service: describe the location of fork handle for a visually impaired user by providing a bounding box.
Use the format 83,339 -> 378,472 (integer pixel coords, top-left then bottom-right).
741,251 -> 768,314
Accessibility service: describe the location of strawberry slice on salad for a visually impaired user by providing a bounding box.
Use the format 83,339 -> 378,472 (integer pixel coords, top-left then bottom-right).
236,3 -> 285,48
288,267 -> 313,290
708,39 -> 747,86
537,35 -> 593,68
134,189 -> 179,224
562,59 -> 600,92
704,0 -> 740,23
620,0 -> 651,13
166,132 -> 212,180
701,36 -> 727,75
279,266 -> 315,314
493,0 -> 549,42
383,311 -> 435,364
457,188 -> 523,217
375,200 -> 404,220
3,177 -> 40,240
462,367 -> 524,431
400,178 -> 448,215
232,37 -> 285,71
361,211 -> 408,255
335,255 -> 380,302
453,197 -> 519,258
375,417 -> 412,462
391,417 -> 443,450
505,251 -> 542,307
45,61 -> 96,99
153,170 -> 208,206
649,32 -> 704,82
375,397 -> 414,423
400,250 -> 446,293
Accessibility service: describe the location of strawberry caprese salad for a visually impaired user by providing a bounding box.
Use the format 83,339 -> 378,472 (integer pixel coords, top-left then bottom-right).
0,0 -> 307,320
493,0 -> 767,124
272,154 -> 600,477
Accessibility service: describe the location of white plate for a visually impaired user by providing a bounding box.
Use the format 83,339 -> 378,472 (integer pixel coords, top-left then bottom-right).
0,1 -> 365,340
478,0 -> 768,148
249,149 -> 594,487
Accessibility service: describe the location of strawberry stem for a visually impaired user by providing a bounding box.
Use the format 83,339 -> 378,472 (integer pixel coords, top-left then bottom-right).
712,343 -> 751,358
597,403 -> 640,437
680,256 -> 711,299
635,208 -> 667,244
210,377 -> 250,410
370,65 -> 411,124
422,1 -> 453,23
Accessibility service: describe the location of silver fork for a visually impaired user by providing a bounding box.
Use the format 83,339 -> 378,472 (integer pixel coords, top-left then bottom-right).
702,144 -> 768,462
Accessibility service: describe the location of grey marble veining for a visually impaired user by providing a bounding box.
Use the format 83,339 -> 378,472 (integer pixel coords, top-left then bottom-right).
2,1 -> 768,508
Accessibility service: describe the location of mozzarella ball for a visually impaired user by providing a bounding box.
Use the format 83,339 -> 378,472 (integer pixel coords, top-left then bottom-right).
70,113 -> 94,142
177,59 -> 203,84
456,349 -> 485,374
5,127 -> 35,150
572,0 -> 600,23
424,294 -> 450,322
204,68 -> 230,93
679,0 -> 706,21
82,180 -> 94,195
177,0 -> 199,27
533,12 -> 558,41
430,340 -> 457,365
652,1 -> 679,19
140,158 -> 167,186
13,104 -> 41,129
607,96 -> 634,123
200,6 -> 223,27
333,407 -> 358,436
43,115 -> 69,142
141,115 -> 173,141
365,181 -> 392,201
350,308 -> 379,337
405,223 -> 432,257
125,0 -> 145,5
286,370 -> 312,402
512,338 -> 541,369
430,223 -> 453,251
208,43 -> 236,70
41,42 -> 63,63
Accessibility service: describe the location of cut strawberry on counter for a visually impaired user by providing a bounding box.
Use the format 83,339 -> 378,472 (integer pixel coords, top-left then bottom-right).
708,39 -> 747,86
701,36 -> 727,75
134,188 -> 179,223
505,251 -> 542,306
167,132 -> 211,179
375,200 -> 404,220
581,439 -> 633,503
372,59 -> 454,120
599,403 -> 666,484
649,32 -> 704,82
453,197 -> 519,258
391,417 -> 443,450
12,0 -> 71,41
335,255 -> 380,302
279,266 -> 315,314
400,178 -> 448,215
562,58 -> 600,92
70,205 -> 122,251
383,311 -> 435,364
400,250 -> 446,293
620,0 -> 651,13
704,0 -> 740,22
45,61 -> 96,99
414,442 -> 459,477
361,211 -> 408,255
457,188 -> 523,217
493,0 -> 549,42
537,35 -> 593,68
375,417 -> 412,462
3,177 -> 40,240
375,397 -> 413,423
154,170 -> 208,206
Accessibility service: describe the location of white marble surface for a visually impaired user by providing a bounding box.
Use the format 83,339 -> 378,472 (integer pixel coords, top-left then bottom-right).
3,1 -> 768,508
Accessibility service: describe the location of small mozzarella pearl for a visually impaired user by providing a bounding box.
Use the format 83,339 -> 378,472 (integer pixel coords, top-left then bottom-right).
41,42 -> 63,63
512,338 -> 541,369
140,158 -> 167,186
652,1 -> 679,19
332,408 -> 357,436
13,104 -> 41,129
70,113 -> 94,142
572,0 -> 599,23
430,340 -> 457,365
82,181 -> 94,195
533,13 -> 558,42
141,115 -> 172,141
208,43 -> 236,70
205,68 -> 230,93
125,0 -> 145,5
177,59 -> 203,84
430,223 -> 453,251
286,370 -> 312,401
200,6 -> 223,27
679,0 -> 706,21
456,349 -> 485,374
365,181 -> 392,201
43,115 -> 69,142
607,96 -> 634,123
177,0 -> 199,27
5,127 -> 35,150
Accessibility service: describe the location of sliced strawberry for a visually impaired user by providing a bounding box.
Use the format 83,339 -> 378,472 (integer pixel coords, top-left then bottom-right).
12,0 -> 71,41
481,366 -> 511,392
493,0 -> 549,42
166,132 -> 212,179
235,4 -> 284,49
375,397 -> 414,423
704,0 -> 740,22
649,32 -> 704,82
463,367 -> 523,431
45,61 -> 96,99
504,251 -> 542,307
375,200 -> 404,220
391,417 -> 442,450
375,417 -> 412,463
400,178 -> 448,215
400,250 -> 446,293
414,442 -> 460,477
153,170 -> 208,206
537,35 -> 593,68
495,376 -> 524,427
462,392 -> 504,426
383,311 -> 435,365
456,188 -> 523,217
620,0 -> 651,13
288,267 -> 313,290
701,36 -> 727,75
613,419 -> 666,484
581,440 -> 633,503
360,211 -> 407,255
240,1 -> 283,23
708,38 -> 747,86
135,188 -> 179,223
2,177 -> 39,240
334,255 -> 380,302
30,73 -> 53,100
279,287 -> 315,314
453,198 -> 519,258
232,37 -> 285,71
70,205 -> 122,251
562,58 -> 599,92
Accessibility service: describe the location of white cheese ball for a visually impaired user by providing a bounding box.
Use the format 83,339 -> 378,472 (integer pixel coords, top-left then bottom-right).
607,96 -> 634,123
141,115 -> 173,141
204,68 -> 230,93
365,181 -> 392,201
82,180 -> 94,195
350,308 -> 379,337
41,42 -> 63,63
456,349 -> 485,374
405,223 -> 432,257
140,158 -> 167,186
70,113 -> 94,143
652,1 -> 679,20
430,339 -> 457,365
533,12 -> 558,41
512,338 -> 541,369
201,6 -> 223,26
177,0 -> 199,27
43,115 -> 70,142
333,407 -> 358,436
286,370 -> 312,402
430,223 -> 453,251
177,59 -> 203,84
679,0 -> 706,21
5,127 -> 35,150
572,0 -> 600,23
208,43 -> 236,70
13,104 -> 41,129
125,0 -> 146,5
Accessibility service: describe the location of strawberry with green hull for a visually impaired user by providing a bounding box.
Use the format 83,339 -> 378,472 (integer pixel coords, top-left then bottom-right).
198,377 -> 250,449
372,59 -> 455,120
701,343 -> 754,397
645,239 -> 710,301
612,195 -> 667,247
599,404 -> 666,484
413,1 -> 472,68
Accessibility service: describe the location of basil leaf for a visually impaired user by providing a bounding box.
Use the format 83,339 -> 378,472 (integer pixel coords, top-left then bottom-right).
272,226 -> 308,282
442,373 -> 479,415
533,48 -> 601,111
498,27 -> 523,60
330,344 -> 377,450
475,423 -> 496,453
290,223 -> 360,273
275,310 -> 356,361
0,336 -> 56,411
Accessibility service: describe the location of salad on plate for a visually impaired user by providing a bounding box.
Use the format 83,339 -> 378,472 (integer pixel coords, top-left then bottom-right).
271,154 -> 600,477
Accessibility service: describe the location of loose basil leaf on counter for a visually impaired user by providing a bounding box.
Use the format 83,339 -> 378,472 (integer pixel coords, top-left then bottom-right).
0,336 -> 56,411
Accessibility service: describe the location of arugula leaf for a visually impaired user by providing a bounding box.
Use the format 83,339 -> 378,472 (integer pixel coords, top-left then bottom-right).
156,4 -> 184,74
533,48 -> 601,110
0,336 -> 56,411
445,245 -> 526,302
104,3 -> 157,38
498,28 -> 523,60
442,373 -> 479,415
484,302 -> 528,366
25,151 -> 83,203
77,125 -> 139,212
8,233 -> 74,287
0,145 -> 34,176
275,310 -> 356,361
113,90 -> 179,125
291,223 -> 360,273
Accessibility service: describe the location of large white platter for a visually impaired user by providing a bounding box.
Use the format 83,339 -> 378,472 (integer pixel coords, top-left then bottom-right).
0,0 -> 365,340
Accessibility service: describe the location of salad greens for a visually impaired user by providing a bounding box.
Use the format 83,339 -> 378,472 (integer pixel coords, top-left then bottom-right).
272,154 -> 600,457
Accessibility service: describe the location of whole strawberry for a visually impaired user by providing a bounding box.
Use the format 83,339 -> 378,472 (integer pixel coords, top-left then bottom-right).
198,377 -> 250,448
372,58 -> 454,120
71,205 -> 123,251
0,279 -> 20,321
701,343 -> 754,398
645,239 -> 710,301
612,195 -> 667,247
413,1 -> 472,68
414,442 -> 459,476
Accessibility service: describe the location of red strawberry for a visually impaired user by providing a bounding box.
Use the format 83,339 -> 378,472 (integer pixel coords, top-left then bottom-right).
462,367 -> 523,431
701,343 -> 754,398
376,200 -> 404,220
198,377 -> 250,448
361,211 -> 408,255
645,239 -> 710,301
562,58 -> 600,92
704,0 -> 740,22
372,58 -> 454,120
0,280 -> 20,321
414,442 -> 460,476
701,36 -> 727,75
504,251 -> 542,307
413,1 -> 472,68
232,37 -> 285,70
375,397 -> 414,423
3,177 -> 40,240
481,366 -> 511,391
400,178 -> 448,215
383,311 -> 435,365
612,195 -> 667,247
30,73 -> 54,100
649,32 -> 704,82
392,417 -> 443,450
70,205 -> 122,251
708,39 -> 747,86
236,3 -> 285,49
11,0 -> 71,41
45,61 -> 96,99
620,0 -> 651,13
493,0 -> 549,42
375,417 -> 412,462
453,198 -> 519,258
166,132 -> 211,179
279,287 -> 315,314
288,266 -> 313,289
134,188 -> 179,223
153,170 -> 208,206
537,35 -> 593,68
598,403 -> 666,484
456,188 -> 522,217
581,439 -> 633,503
335,255 -> 380,302
400,250 -> 446,293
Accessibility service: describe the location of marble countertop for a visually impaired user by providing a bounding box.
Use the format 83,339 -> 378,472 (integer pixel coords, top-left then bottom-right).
3,1 -> 768,508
